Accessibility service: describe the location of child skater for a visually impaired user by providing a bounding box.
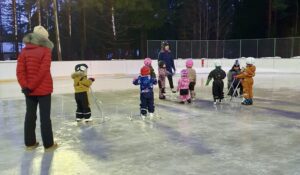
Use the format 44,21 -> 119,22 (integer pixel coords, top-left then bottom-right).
144,57 -> 156,78
227,59 -> 243,97
235,57 -> 256,105
158,60 -> 171,99
206,60 -> 226,104
186,59 -> 197,100
177,69 -> 191,104
71,64 -> 95,122
133,66 -> 157,120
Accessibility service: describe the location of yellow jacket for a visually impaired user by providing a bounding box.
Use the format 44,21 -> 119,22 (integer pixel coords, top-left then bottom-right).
71,72 -> 93,93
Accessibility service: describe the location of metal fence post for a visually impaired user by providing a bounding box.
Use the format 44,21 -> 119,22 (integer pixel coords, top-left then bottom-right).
206,40 -> 209,58
175,40 -> 178,59
291,37 -> 294,58
239,39 -> 242,58
146,40 -> 149,57
191,40 -> 193,58
256,39 -> 258,58
223,40 -> 225,58
273,38 -> 276,57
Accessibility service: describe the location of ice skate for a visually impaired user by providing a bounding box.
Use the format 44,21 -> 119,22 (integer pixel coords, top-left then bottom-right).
84,118 -> 93,122
149,113 -> 155,120
45,142 -> 58,152
171,88 -> 177,93
187,99 -> 192,103
26,142 -> 39,150
141,114 -> 146,120
76,118 -> 83,122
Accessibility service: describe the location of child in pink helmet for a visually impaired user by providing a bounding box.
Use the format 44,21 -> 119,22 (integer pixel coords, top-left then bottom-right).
144,57 -> 156,78
186,59 -> 197,99
177,69 -> 191,104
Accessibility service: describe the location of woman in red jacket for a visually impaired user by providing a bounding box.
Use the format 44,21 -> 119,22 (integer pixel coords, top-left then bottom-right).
16,26 -> 57,151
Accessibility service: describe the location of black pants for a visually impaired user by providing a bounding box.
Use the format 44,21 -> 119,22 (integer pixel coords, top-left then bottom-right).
189,82 -> 196,91
212,80 -> 224,100
25,95 -> 54,148
140,92 -> 154,115
167,75 -> 174,89
75,92 -> 91,119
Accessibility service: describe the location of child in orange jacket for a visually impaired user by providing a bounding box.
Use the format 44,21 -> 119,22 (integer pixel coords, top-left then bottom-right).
235,57 -> 256,105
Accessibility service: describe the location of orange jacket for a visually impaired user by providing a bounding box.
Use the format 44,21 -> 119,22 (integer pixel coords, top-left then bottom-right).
236,65 -> 256,79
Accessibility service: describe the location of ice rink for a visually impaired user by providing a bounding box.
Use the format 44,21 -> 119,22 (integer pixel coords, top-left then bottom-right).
1,73 -> 300,175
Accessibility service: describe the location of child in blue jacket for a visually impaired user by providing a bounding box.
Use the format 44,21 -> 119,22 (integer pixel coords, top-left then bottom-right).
133,66 -> 157,120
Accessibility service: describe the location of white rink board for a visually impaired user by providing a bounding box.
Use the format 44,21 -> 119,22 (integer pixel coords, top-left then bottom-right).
0,58 -> 300,81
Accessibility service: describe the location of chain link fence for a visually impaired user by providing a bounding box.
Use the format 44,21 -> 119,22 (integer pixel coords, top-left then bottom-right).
147,37 -> 300,59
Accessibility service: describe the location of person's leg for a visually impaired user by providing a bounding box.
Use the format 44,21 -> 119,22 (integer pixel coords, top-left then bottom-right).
82,92 -> 91,119
148,93 -> 155,113
220,81 -> 224,100
189,82 -> 196,99
241,80 -> 251,105
24,96 -> 38,146
212,81 -> 218,102
75,93 -> 84,120
38,95 -> 54,148
140,94 -> 147,116
167,75 -> 174,90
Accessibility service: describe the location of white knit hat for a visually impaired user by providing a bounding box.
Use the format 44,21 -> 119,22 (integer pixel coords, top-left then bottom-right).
33,25 -> 49,38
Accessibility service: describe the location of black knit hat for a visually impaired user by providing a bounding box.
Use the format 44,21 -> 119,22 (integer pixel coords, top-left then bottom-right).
158,60 -> 166,68
75,64 -> 88,72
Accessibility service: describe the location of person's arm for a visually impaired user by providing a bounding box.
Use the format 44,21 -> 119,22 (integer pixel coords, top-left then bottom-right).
80,77 -> 93,87
206,71 -> 213,85
28,48 -> 52,90
16,52 -> 28,88
133,77 -> 140,85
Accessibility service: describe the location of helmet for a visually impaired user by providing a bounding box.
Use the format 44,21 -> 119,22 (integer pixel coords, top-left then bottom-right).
181,69 -> 189,77
141,66 -> 150,76
186,59 -> 194,68
246,57 -> 255,65
214,60 -> 221,67
144,58 -> 152,66
75,64 -> 88,72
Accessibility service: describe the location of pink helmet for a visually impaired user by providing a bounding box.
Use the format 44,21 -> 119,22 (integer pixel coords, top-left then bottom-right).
181,69 -> 189,77
144,58 -> 152,66
186,59 -> 193,68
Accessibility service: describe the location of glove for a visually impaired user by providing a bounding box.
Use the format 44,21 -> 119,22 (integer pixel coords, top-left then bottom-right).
89,78 -> 95,82
205,81 -> 209,86
133,77 -> 138,81
22,88 -> 32,96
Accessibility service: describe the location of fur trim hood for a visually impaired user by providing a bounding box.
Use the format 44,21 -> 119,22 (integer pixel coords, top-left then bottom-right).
23,33 -> 54,50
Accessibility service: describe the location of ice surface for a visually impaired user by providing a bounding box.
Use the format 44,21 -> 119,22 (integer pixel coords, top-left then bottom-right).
1,74 -> 300,175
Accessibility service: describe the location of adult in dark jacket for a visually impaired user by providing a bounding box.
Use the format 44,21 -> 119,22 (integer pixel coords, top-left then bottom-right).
16,26 -> 57,151
158,41 -> 176,93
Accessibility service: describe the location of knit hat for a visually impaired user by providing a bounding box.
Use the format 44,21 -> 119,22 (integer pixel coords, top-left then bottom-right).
144,58 -> 152,66
186,59 -> 194,68
233,59 -> 240,67
181,69 -> 188,77
161,41 -> 169,49
141,66 -> 150,76
33,25 -> 49,38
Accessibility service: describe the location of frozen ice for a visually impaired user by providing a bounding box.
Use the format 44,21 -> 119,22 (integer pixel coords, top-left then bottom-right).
1,73 -> 300,175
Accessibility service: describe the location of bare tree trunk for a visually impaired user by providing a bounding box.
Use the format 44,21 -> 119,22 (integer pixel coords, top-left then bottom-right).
296,0 -> 299,36
0,2 -> 3,60
68,0 -> 72,37
268,0 -> 272,37
80,0 -> 87,59
206,0 -> 209,40
53,0 -> 62,61
217,0 -> 220,40
37,0 -> 41,25
198,0 -> 201,40
12,0 -> 19,58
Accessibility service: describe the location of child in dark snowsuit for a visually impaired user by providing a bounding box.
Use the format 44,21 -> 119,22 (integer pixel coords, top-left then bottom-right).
206,60 -> 226,104
133,66 -> 157,120
227,60 -> 243,97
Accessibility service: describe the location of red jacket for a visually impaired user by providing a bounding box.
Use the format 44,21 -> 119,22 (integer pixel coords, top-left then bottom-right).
16,43 -> 53,96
